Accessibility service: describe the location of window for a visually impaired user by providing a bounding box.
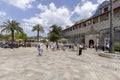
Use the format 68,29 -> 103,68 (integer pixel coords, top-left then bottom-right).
93,17 -> 98,24
104,7 -> 108,12
83,23 -> 86,27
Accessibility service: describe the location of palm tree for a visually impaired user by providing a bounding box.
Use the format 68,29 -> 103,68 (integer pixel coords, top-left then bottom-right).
32,24 -> 44,42
48,24 -> 62,42
1,19 -> 23,46
50,25 -> 62,36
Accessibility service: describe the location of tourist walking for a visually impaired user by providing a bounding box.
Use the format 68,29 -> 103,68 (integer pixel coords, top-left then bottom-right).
46,43 -> 48,50
78,44 -> 83,55
37,42 -> 43,56
56,42 -> 59,50
53,42 -> 56,51
95,43 -> 99,52
50,42 -> 54,51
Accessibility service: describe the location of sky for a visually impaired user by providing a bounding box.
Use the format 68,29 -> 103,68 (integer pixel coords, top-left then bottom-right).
0,0 -> 108,37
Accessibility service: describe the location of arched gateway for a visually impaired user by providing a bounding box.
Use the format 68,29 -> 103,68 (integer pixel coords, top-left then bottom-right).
85,26 -> 99,48
89,40 -> 94,48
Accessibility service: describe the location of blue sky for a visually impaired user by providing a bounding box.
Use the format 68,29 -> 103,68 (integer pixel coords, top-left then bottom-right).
0,0 -> 108,37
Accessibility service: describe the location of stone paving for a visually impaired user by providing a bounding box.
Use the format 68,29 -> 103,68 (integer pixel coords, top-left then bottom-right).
0,47 -> 120,80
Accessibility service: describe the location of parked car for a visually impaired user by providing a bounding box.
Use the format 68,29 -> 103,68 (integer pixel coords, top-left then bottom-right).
12,43 -> 19,48
3,44 -> 11,48
0,42 -> 19,48
0,42 -> 7,48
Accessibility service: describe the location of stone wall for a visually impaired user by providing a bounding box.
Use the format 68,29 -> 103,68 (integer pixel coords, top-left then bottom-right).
63,0 -> 120,45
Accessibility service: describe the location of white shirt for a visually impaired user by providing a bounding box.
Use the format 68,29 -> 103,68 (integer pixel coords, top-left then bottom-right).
79,45 -> 83,48
38,43 -> 43,49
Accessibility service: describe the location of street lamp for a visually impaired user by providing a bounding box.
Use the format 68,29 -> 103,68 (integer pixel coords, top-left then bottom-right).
109,0 -> 114,53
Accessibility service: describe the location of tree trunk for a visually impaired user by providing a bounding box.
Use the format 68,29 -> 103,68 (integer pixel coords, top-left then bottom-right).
11,30 -> 14,48
37,30 -> 39,42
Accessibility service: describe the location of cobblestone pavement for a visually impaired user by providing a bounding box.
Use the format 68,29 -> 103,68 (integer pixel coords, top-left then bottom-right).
0,47 -> 120,80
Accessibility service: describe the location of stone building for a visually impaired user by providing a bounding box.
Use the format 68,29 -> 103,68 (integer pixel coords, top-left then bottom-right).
62,0 -> 120,47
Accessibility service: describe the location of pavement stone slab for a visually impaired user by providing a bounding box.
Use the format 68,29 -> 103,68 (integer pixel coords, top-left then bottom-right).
0,47 -> 120,80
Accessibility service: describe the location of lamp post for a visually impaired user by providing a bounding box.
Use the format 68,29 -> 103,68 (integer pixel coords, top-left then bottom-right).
109,0 -> 114,53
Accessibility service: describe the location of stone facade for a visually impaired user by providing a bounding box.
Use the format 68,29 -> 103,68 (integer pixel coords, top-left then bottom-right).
62,0 -> 120,47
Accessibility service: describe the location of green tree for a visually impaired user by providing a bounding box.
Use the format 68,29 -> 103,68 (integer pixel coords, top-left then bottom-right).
3,34 -> 10,41
48,24 -> 62,42
1,19 -> 23,46
14,32 -> 27,42
32,24 -> 44,42
0,34 -> 3,41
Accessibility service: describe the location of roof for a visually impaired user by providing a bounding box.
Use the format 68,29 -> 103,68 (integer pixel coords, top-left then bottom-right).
91,1 -> 110,18
63,1 -> 111,30
77,1 -> 110,24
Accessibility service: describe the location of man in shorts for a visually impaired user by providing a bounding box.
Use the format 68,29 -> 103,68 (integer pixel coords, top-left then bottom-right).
37,42 -> 43,56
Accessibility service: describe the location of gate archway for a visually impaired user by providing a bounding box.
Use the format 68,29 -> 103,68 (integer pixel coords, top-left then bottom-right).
89,40 -> 94,48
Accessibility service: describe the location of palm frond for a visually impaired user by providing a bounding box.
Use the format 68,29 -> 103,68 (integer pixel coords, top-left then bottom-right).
32,24 -> 44,33
1,19 -> 23,34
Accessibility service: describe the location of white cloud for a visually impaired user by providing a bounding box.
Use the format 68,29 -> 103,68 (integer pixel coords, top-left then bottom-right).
22,23 -> 32,30
73,1 -> 98,19
0,11 -> 6,17
37,4 -> 48,12
22,0 -> 108,36
38,3 -> 72,27
23,17 -> 44,26
1,0 -> 36,9
81,0 -> 88,3
22,2 -> 73,36
72,0 -> 108,20
21,22 -> 35,37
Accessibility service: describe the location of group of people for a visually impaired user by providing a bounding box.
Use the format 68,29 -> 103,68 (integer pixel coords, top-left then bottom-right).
37,42 -> 84,56
37,42 -> 110,56
37,42 -> 65,56
95,43 -> 110,52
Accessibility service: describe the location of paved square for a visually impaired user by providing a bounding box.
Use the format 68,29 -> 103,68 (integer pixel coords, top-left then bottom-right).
0,47 -> 120,80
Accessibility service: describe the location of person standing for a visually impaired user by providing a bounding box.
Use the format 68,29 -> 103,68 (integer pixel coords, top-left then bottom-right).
53,42 -> 56,51
37,42 -> 43,56
95,43 -> 99,52
50,42 -> 54,51
79,44 -> 83,55
46,43 -> 48,50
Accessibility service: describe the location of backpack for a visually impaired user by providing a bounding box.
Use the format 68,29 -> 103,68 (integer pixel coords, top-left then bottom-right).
38,44 -> 40,48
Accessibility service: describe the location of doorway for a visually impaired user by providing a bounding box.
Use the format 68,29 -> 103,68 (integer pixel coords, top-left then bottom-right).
89,40 -> 94,48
